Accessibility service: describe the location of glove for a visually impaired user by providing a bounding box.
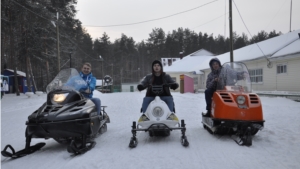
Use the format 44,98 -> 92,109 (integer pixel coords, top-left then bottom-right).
79,86 -> 91,93
137,84 -> 145,91
170,83 -> 178,90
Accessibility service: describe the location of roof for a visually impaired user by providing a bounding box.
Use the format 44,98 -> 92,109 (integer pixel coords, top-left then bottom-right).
189,49 -> 214,56
164,55 -> 213,73
164,48 -> 214,73
5,69 -> 27,77
165,29 -> 300,73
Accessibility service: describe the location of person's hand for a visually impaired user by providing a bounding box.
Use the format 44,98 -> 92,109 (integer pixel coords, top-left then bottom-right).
243,71 -> 249,79
137,84 -> 144,91
79,87 -> 90,93
170,83 -> 178,90
84,88 -> 91,93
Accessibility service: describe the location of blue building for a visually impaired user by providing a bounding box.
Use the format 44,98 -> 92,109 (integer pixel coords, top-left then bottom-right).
1,69 -> 35,93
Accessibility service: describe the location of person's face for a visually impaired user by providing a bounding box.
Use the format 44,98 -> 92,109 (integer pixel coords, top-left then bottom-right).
81,65 -> 91,75
212,62 -> 220,70
153,63 -> 161,73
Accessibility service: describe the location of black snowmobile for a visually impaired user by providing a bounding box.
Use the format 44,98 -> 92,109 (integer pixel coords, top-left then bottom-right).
1,68 -> 110,158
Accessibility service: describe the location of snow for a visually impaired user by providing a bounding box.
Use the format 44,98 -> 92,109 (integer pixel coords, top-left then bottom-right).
1,91 -> 300,169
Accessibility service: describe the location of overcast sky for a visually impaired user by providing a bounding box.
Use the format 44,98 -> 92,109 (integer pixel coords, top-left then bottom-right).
75,0 -> 300,43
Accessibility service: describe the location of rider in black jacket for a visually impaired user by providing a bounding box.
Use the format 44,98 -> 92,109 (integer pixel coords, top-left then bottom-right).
137,60 -> 179,113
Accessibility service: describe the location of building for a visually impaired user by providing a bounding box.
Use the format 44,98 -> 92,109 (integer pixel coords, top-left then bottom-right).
161,58 -> 180,67
1,69 -> 34,93
165,30 -> 300,92
164,49 -> 215,91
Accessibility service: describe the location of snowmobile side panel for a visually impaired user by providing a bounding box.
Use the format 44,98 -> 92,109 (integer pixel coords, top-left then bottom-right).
212,92 -> 264,121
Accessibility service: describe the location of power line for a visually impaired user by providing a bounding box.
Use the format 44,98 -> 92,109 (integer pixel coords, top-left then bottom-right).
83,0 -> 219,28
264,0 -> 289,31
192,13 -> 227,29
10,0 -> 53,22
233,0 -> 270,62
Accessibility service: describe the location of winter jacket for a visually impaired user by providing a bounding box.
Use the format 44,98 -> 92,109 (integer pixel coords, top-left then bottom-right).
79,72 -> 96,98
206,58 -> 245,90
65,72 -> 96,99
206,58 -> 222,90
139,73 -> 177,97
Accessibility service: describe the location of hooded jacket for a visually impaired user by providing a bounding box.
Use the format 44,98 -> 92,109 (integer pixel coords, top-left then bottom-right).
138,60 -> 178,97
206,58 -> 222,90
79,72 -> 96,98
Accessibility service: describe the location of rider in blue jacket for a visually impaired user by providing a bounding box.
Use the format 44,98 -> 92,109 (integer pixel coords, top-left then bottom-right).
66,63 -> 101,116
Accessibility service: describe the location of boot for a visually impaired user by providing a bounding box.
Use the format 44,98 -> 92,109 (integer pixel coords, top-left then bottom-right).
202,110 -> 211,117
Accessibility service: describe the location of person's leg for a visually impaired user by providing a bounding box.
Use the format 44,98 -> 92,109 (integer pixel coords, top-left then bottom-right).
142,97 -> 155,113
90,98 -> 101,115
205,88 -> 215,111
160,96 -> 174,112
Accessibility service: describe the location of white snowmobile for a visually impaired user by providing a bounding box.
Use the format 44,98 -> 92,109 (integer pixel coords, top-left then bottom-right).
129,84 -> 189,148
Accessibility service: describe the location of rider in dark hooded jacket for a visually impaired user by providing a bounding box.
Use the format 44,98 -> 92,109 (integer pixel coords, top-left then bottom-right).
203,58 -> 247,117
203,58 -> 222,117
137,60 -> 179,113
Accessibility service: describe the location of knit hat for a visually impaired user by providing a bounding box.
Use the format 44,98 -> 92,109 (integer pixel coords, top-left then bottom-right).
152,60 -> 163,73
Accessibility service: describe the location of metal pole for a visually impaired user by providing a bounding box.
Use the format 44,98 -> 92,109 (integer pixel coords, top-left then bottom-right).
102,61 -> 104,93
69,53 -> 72,68
111,63 -> 113,92
229,0 -> 234,62
290,0 -> 292,32
56,12 -> 60,72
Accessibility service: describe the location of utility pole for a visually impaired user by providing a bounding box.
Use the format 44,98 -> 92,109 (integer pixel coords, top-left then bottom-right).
56,12 -> 60,72
290,0 -> 292,32
69,52 -> 72,68
120,68 -> 123,84
229,0 -> 234,62
111,63 -> 113,92
99,55 -> 104,93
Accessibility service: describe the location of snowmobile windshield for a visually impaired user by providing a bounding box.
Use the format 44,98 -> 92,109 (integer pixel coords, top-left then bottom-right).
46,68 -> 88,93
216,62 -> 252,93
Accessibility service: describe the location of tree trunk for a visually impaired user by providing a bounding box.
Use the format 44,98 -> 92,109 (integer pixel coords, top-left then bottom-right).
9,6 -> 20,96
29,57 -> 37,92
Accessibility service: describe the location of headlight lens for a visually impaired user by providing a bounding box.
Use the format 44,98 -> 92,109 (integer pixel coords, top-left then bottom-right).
167,113 -> 179,121
52,93 -> 69,103
152,107 -> 164,117
236,96 -> 246,104
138,114 -> 149,122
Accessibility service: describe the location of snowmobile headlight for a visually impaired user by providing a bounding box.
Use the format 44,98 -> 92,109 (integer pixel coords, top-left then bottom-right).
52,93 -> 69,103
167,113 -> 179,121
138,114 -> 150,122
236,96 -> 245,104
152,107 -> 164,117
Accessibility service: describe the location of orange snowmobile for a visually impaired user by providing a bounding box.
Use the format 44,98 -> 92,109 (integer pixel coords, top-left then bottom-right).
202,62 -> 265,146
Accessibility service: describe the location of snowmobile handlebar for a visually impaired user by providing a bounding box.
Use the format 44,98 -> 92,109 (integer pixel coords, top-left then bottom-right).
149,83 -> 177,95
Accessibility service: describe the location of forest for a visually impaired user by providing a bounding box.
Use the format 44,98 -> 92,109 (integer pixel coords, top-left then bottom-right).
1,0 -> 282,94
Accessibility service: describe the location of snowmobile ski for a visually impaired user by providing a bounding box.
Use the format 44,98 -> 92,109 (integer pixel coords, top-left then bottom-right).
1,142 -> 45,159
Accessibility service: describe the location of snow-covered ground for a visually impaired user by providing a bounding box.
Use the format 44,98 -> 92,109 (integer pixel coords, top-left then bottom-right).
1,91 -> 300,169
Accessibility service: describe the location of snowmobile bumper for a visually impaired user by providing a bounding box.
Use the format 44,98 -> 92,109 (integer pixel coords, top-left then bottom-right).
26,116 -> 100,138
202,117 -> 264,133
202,116 -> 264,146
129,120 -> 189,148
137,120 -> 179,130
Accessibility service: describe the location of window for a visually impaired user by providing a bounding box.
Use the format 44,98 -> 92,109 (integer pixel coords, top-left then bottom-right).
277,64 -> 287,74
193,77 -> 198,85
249,69 -> 263,83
